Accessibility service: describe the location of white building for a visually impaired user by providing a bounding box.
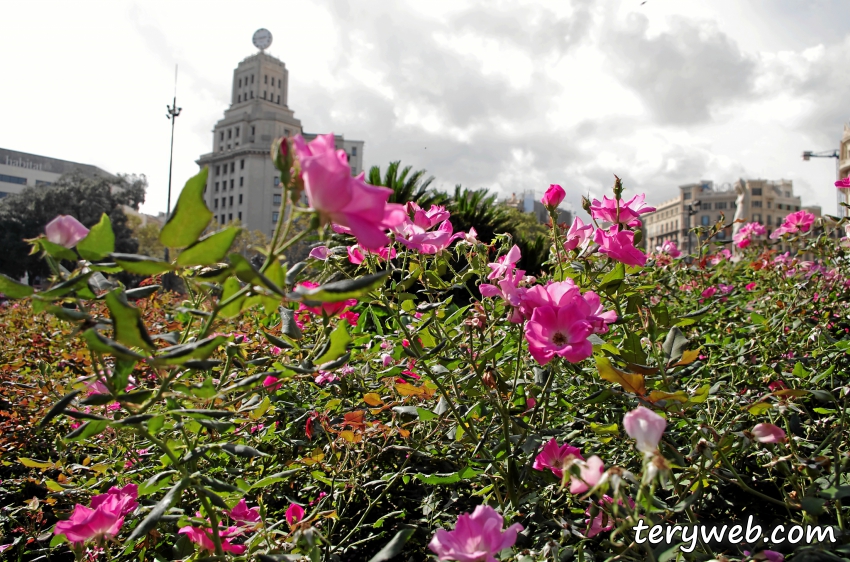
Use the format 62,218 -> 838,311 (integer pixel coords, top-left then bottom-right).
0,148 -> 114,199
197,38 -> 365,237
644,179 -> 811,254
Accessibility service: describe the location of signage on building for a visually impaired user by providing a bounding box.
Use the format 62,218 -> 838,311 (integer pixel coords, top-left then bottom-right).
4,155 -> 47,172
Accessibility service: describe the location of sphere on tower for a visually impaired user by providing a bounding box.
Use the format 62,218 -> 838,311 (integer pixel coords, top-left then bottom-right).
252,29 -> 272,51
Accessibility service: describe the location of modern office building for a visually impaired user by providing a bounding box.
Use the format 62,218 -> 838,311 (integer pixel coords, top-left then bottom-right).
503,191 -> 572,225
644,179 -> 810,254
0,148 -> 115,199
197,39 -> 365,237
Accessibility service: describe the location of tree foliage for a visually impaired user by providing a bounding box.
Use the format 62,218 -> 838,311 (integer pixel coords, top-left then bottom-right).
0,172 -> 146,279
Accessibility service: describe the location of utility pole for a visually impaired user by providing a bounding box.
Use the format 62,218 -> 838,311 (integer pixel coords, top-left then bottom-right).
802,149 -> 840,216
165,65 -> 182,262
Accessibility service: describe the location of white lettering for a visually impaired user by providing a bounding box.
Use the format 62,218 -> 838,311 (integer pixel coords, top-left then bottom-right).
633,520 -> 649,544
787,525 -> 803,544
771,525 -> 785,544
648,525 -> 663,543
701,524 -> 727,543
745,516 -> 762,543
680,526 -> 699,553
728,525 -> 743,543
807,525 -> 835,543
666,525 -> 682,544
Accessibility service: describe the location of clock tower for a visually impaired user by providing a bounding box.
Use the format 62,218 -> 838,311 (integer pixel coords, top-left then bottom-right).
197,30 -> 364,237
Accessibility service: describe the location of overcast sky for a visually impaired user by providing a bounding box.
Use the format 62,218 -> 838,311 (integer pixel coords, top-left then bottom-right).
2,0 -> 849,218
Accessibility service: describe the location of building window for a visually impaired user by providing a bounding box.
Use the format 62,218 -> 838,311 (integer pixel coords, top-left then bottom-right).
251,126 -> 255,135
265,75 -> 268,84
238,212 -> 242,221
277,95 -> 280,104
273,194 -> 281,205
752,188 -> 762,196
220,214 -> 225,224
767,215 -> 772,225
251,75 -> 254,84
786,191 -> 792,197
228,129 -> 232,139
227,144 -> 231,150
683,192 -> 691,200
278,78 -> 281,87
238,78 -> 242,88
240,159 -> 245,170
0,174 -> 27,185
229,213 -> 233,222
263,91 -> 266,99
235,127 -> 239,136
715,201 -> 727,209
701,216 -> 710,226
220,131 -> 224,141
230,179 -> 234,189
752,200 -> 762,208
767,201 -> 772,208
229,196 -> 233,206
250,91 -> 254,99
272,211 -> 279,223
239,177 -> 244,187
215,165 -> 220,176
795,205 -> 800,211
237,94 -> 241,102
351,166 -> 356,175
284,128 -> 290,136
214,199 -> 218,209
221,197 -> 226,208
753,213 -> 762,222
215,182 -> 219,192
352,146 -> 357,156
702,202 -> 711,210
274,176 -> 280,186
239,194 -> 243,204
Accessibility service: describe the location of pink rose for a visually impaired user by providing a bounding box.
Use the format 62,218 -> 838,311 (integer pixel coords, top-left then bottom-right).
428,505 -> 523,562
623,406 -> 666,454
751,423 -> 786,444
525,304 -> 594,365
45,215 -> 89,248
308,246 -> 329,261
594,226 -> 647,267
564,217 -> 593,252
286,503 -> 305,528
569,455 -> 606,494
293,133 -> 407,250
533,438 -> 583,479
541,184 -> 565,210
590,194 -> 655,227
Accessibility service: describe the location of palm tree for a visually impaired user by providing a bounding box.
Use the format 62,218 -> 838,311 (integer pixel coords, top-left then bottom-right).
367,161 -> 446,208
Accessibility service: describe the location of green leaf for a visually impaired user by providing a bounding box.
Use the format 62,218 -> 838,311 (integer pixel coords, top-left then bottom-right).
280,307 -> 303,340
219,277 -> 245,319
105,290 -> 155,351
39,272 -> 94,299
160,168 -> 212,248
750,312 -> 767,325
315,322 -> 351,365
417,407 -> 438,421
177,227 -> 240,267
152,335 -> 228,366
747,402 -> 772,415
413,466 -> 481,485
39,238 -> 77,261
600,262 -> 625,291
819,485 -> 850,500
662,326 -> 689,363
40,390 -> 82,427
125,285 -> 161,300
83,329 -> 146,361
367,528 -> 415,562
65,420 -> 109,442
0,273 -> 34,299
290,270 -> 390,303
221,443 -> 267,458
801,496 -> 826,515
138,470 -> 177,496
111,253 -> 175,276
77,213 -> 115,261
127,479 -> 188,541
229,253 -> 285,296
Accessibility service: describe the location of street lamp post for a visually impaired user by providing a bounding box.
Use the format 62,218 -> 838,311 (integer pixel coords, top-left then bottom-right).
802,149 -> 841,216
686,200 -> 701,258
164,66 -> 182,262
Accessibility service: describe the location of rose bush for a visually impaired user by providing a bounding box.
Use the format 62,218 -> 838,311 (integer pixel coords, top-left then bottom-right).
0,135 -> 849,561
